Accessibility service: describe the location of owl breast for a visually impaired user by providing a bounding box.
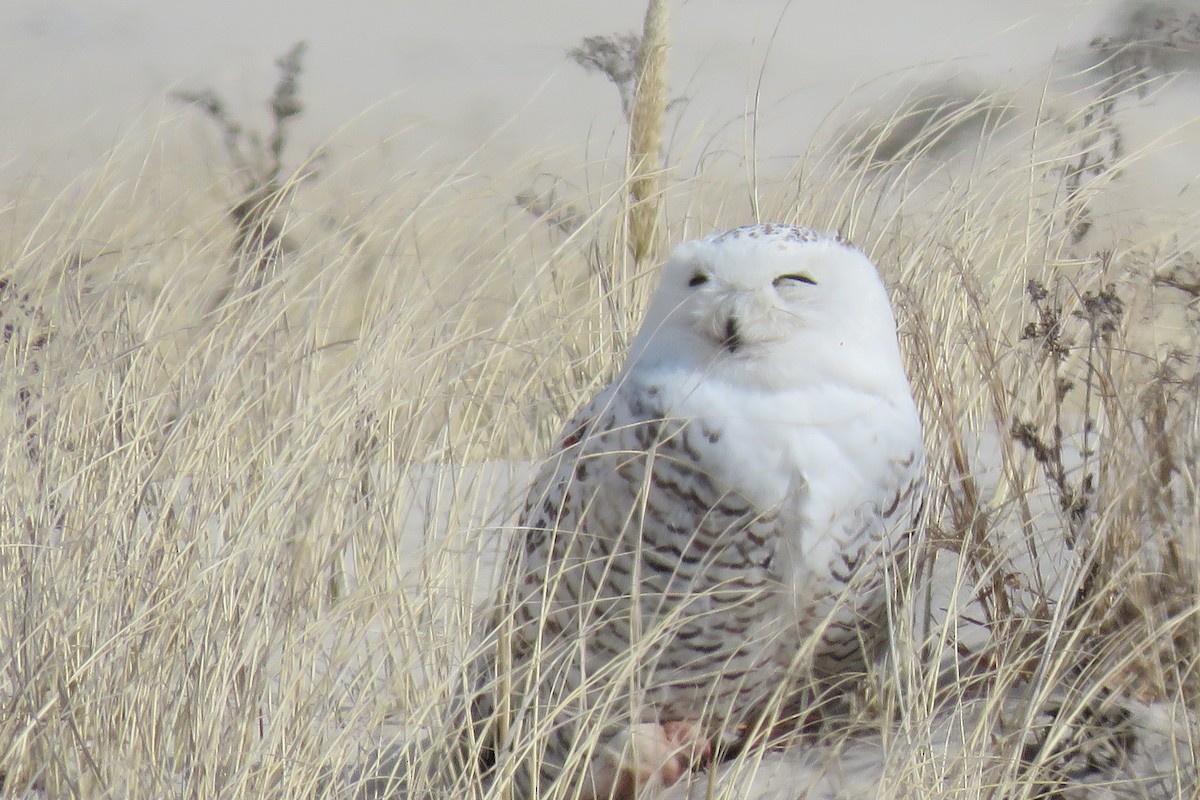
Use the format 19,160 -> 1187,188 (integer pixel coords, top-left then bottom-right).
657,372 -> 924,676
509,376 -> 800,727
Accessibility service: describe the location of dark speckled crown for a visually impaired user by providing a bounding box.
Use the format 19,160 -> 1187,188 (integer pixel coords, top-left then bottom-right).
706,223 -> 853,248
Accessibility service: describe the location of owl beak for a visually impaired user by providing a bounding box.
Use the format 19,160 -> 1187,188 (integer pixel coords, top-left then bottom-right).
721,315 -> 743,352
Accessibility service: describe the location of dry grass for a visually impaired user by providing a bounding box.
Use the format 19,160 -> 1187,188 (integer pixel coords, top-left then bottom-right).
3,13 -> 1199,800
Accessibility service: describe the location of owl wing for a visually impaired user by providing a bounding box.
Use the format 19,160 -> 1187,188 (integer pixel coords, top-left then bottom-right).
495,375 -> 787,721
800,447 -> 925,676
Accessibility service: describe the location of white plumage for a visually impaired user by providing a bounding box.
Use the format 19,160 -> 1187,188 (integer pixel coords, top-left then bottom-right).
477,224 -> 924,799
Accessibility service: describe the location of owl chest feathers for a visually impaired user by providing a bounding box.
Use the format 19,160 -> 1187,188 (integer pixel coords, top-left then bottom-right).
514,370 -> 916,697
511,368 -> 922,670
612,369 -> 923,560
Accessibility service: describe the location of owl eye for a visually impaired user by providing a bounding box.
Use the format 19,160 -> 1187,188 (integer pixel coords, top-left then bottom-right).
688,271 -> 710,287
773,273 -> 817,287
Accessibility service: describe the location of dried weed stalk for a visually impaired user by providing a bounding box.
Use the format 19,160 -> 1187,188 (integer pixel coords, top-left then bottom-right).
174,41 -> 319,297
1065,5 -> 1200,244
1011,263 -> 1196,699
567,33 -> 644,122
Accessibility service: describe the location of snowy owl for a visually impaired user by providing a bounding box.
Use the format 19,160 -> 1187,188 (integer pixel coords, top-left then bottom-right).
473,224 -> 924,799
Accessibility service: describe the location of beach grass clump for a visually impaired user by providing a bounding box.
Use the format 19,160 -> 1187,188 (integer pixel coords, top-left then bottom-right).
2,5 -> 1198,798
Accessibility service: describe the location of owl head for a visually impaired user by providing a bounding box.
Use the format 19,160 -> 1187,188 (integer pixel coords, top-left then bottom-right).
625,224 -> 912,394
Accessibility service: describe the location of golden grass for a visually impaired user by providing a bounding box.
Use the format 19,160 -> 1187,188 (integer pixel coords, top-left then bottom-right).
2,31 -> 1199,800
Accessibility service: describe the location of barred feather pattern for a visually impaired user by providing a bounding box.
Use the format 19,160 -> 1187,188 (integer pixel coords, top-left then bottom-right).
476,380 -> 921,798
472,224 -> 925,799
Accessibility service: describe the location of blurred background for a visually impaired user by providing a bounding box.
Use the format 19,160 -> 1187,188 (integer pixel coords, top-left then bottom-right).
0,0 -> 1160,184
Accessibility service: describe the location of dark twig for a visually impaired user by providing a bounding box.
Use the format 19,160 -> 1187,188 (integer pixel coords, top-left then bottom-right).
174,41 -> 319,294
